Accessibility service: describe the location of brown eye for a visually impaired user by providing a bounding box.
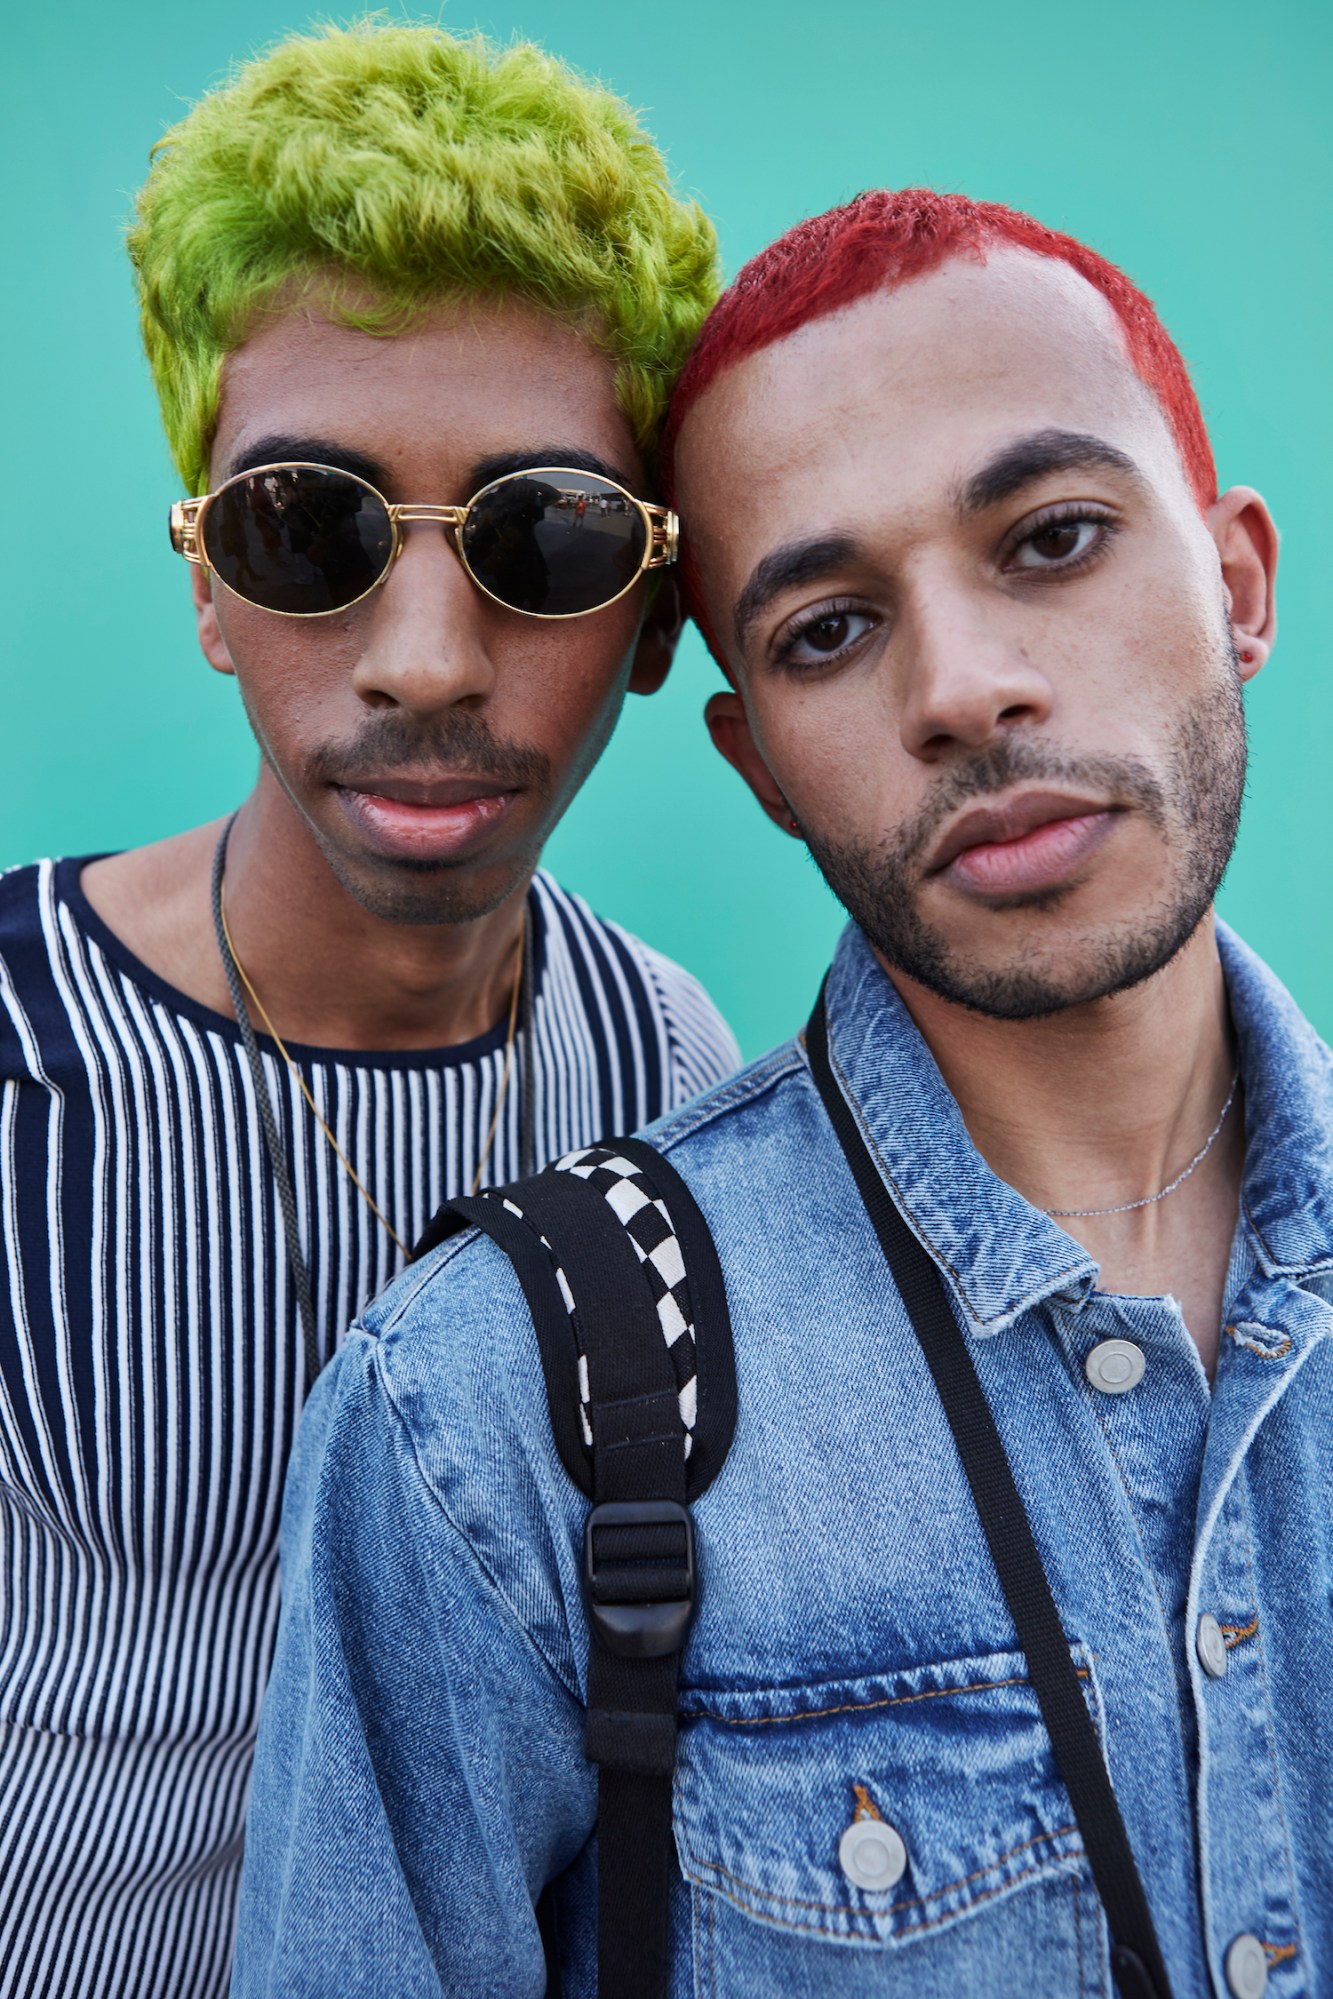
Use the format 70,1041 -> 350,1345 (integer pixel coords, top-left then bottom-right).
1030,524 -> 1083,560
1009,516 -> 1106,572
806,613 -> 852,652
775,604 -> 878,672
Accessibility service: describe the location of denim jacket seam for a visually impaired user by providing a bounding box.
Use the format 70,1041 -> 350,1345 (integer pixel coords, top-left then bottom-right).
369,1339 -> 583,1705
1234,1482 -> 1304,1957
825,1036 -> 1090,1329
1070,1352 -> 1183,1697
365,1227 -> 482,1336
686,1666 -> 1089,1728
1240,1189 -> 1333,1279
651,1048 -> 808,1153
676,1813 -> 1082,1936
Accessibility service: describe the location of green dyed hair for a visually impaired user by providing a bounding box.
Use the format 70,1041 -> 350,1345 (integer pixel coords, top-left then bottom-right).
129,20 -> 720,494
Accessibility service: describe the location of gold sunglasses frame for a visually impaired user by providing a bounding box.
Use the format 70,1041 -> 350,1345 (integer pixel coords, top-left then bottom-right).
170,460 -> 679,622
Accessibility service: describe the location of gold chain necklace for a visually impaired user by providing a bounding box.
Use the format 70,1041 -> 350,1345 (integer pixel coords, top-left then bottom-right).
218,882 -> 525,1252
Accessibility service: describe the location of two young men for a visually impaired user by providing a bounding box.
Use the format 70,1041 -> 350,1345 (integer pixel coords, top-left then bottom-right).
236,193 -> 1330,1997
0,26 -> 738,1995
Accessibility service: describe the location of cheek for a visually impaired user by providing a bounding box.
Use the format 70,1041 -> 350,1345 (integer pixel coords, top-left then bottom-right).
528,624 -> 636,762
214,597 -> 362,735
748,675 -> 912,824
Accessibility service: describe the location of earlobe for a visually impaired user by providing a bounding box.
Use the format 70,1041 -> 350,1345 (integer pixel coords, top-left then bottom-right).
704,691 -> 803,837
1207,485 -> 1278,682
628,574 -> 684,696
191,568 -> 236,677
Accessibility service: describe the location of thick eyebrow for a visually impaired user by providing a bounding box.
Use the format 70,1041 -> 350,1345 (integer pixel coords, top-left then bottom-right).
955,428 -> 1141,516
733,533 -> 863,651
223,438 -> 637,498
225,435 -> 386,486
466,446 -> 638,494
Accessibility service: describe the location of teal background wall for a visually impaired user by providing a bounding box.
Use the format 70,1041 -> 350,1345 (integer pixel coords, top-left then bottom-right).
3,2 -> 1330,1057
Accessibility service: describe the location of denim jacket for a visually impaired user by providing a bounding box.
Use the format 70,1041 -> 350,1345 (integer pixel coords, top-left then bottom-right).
233,922 -> 1333,1999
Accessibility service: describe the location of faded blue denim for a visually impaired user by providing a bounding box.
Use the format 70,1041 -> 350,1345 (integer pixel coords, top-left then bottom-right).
233,922 -> 1333,1997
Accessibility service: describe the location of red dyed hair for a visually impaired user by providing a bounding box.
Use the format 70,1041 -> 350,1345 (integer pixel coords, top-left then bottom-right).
663,189 -> 1216,663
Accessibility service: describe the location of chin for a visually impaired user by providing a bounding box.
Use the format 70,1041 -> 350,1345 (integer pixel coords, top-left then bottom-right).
886,905 -> 1212,1021
323,847 -> 532,929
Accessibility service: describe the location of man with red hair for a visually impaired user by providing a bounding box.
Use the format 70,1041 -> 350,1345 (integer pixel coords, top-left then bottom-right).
236,192 -> 1329,1999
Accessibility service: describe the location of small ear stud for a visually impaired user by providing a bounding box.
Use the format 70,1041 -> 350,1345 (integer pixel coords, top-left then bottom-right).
1240,649 -> 1255,664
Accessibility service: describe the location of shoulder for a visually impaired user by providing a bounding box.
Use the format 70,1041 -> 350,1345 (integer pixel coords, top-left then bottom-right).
377,1036 -> 816,1385
348,1223 -> 589,1668
0,858 -> 52,943
531,871 -> 741,1099
0,859 -> 70,1080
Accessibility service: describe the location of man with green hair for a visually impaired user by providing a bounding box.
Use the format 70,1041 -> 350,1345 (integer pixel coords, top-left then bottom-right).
0,21 -> 734,1995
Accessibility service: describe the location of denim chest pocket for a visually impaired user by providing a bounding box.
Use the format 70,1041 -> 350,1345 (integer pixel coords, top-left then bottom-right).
674,1647 -> 1108,1998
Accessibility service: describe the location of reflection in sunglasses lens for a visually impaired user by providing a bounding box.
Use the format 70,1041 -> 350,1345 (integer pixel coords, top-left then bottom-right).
202,467 -> 394,613
461,471 -> 647,615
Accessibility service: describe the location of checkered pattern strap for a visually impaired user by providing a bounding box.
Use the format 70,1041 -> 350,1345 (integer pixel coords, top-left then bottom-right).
500,1144 -> 698,1456
410,1134 -> 734,1503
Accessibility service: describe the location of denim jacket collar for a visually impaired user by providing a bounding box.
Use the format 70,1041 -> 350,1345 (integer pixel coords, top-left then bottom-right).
1219,921 -> 1333,1279
821,917 -> 1333,1336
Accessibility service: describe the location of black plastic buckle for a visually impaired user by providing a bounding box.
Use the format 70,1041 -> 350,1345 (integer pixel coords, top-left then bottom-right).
1110,1947 -> 1163,1999
584,1499 -> 696,1658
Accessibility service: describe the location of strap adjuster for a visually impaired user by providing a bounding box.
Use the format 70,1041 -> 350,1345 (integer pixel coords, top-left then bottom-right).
584,1500 -> 695,1658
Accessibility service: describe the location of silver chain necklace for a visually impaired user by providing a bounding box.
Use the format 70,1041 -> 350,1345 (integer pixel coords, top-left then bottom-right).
1043,1066 -> 1241,1219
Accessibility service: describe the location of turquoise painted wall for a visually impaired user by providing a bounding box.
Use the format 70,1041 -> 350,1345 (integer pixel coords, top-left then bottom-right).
4,2 -> 1330,1056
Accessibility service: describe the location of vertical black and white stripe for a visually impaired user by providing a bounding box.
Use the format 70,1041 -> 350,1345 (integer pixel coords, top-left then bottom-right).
0,855 -> 738,1999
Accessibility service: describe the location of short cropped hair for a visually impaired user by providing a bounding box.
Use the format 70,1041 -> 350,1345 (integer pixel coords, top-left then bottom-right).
130,21 -> 720,494
665,188 -> 1215,509
663,189 -> 1216,666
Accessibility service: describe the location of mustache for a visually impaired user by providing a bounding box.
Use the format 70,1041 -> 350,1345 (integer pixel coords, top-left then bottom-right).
894,734 -> 1169,869
305,711 -> 551,793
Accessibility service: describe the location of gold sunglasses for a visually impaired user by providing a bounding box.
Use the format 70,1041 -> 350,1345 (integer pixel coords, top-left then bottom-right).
170,460 -> 678,621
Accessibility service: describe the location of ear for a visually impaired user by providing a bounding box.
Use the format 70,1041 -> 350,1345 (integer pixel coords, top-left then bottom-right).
705,691 -> 803,838
628,573 -> 684,696
1206,486 -> 1278,684
192,566 -> 236,678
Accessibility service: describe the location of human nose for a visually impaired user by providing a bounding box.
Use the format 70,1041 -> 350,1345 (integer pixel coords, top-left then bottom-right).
896,578 -> 1053,759
349,521 -> 496,714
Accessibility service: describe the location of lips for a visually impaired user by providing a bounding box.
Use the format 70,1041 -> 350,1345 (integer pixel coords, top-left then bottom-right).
333,771 -> 521,861
349,773 -> 514,809
928,790 -> 1119,898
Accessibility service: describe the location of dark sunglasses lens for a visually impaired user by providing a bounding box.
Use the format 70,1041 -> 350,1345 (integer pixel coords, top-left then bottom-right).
201,466 -> 394,613
460,471 -> 647,616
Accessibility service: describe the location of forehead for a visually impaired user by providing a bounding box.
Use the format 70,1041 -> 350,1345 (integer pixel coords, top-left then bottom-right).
212,292 -> 637,482
676,249 -> 1184,550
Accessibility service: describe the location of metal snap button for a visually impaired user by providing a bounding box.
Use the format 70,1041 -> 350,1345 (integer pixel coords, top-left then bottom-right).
1224,1932 -> 1268,1999
1196,1612 -> 1228,1681
1085,1338 -> 1146,1395
838,1816 -> 907,1892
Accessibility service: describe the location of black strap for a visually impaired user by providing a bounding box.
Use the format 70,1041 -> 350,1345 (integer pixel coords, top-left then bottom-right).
413,1155 -> 722,1999
509,1171 -> 688,1999
806,987 -> 1171,1999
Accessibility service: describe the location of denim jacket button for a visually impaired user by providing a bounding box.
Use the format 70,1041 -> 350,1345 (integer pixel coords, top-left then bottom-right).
1085,1339 -> 1146,1394
1196,1612 -> 1228,1680
838,1816 -> 907,1892
1224,1932 -> 1268,1998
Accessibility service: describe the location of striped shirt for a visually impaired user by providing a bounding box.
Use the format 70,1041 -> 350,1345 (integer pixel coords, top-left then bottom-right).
0,855 -> 739,1999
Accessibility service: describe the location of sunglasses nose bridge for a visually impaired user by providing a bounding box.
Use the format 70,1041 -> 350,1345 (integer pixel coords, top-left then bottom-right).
381,503 -> 467,580
387,503 -> 467,531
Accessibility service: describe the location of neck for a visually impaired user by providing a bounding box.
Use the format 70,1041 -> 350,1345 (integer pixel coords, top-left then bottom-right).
880,917 -> 1243,1371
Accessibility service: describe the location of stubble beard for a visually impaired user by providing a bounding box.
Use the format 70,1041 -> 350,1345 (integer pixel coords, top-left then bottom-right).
800,648 -> 1248,1022
253,707 -> 554,927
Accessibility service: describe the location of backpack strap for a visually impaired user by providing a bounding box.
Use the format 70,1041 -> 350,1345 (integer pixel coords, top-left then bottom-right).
412,1142 -> 735,1999
806,986 -> 1171,1999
